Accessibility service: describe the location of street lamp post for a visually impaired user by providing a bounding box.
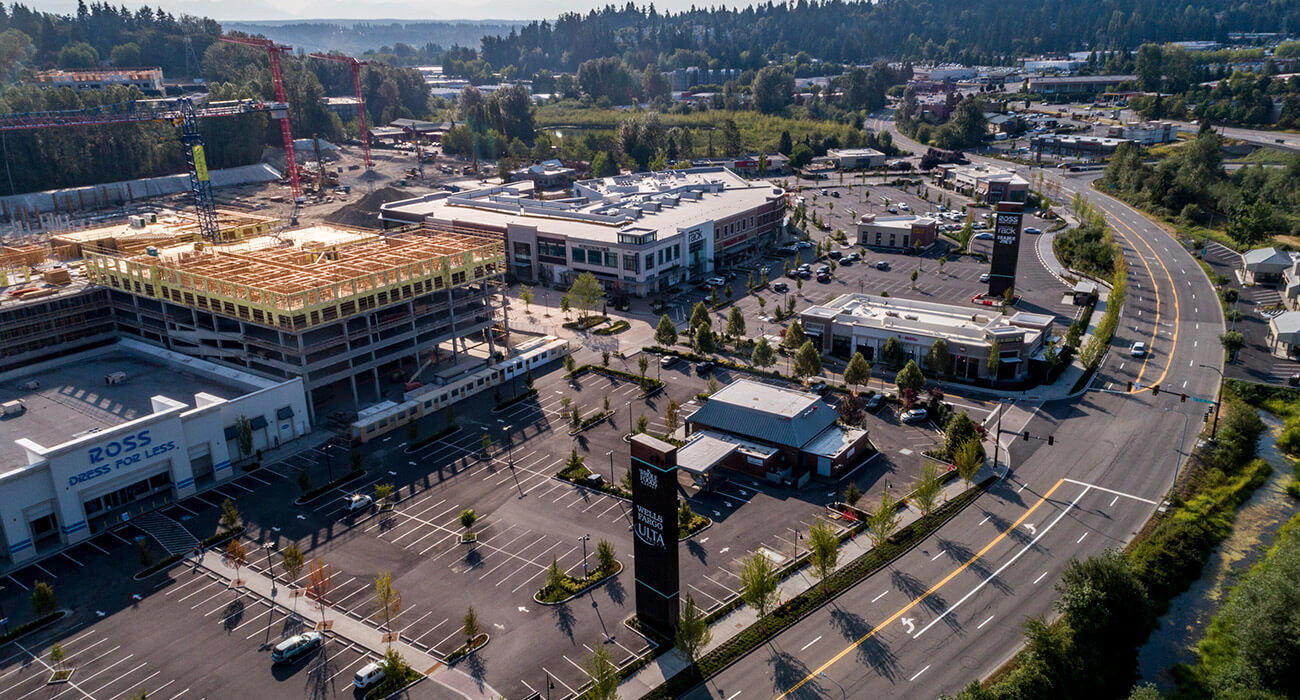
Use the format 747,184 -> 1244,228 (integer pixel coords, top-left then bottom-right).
991,398 -> 1011,478
579,534 -> 591,577
606,450 -> 614,485
503,425 -> 514,468
818,671 -> 847,700
262,542 -> 277,594
1198,364 -> 1225,439
627,400 -> 634,436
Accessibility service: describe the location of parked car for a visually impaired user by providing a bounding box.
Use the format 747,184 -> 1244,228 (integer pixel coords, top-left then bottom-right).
899,203 -> 910,211
887,207 -> 899,214
817,272 -> 831,282
780,244 -> 799,253
760,265 -> 771,275
817,265 -> 831,275
840,257 -> 854,266
900,408 -> 928,424
795,240 -> 813,249
272,632 -> 323,664
660,355 -> 679,368
828,250 -> 842,259
979,273 -> 991,282
696,361 -> 714,374
865,394 -> 884,411
345,494 -> 373,514
799,269 -> 812,279
875,261 -> 890,270
353,662 -> 385,690
724,271 -> 738,281
772,281 -> 789,293
696,282 -> 714,291
785,270 -> 800,279
831,190 -> 840,198
706,276 -> 726,287
1130,342 -> 1147,358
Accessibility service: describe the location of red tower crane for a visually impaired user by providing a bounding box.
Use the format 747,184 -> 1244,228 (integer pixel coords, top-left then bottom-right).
219,35 -> 302,199
308,53 -> 373,168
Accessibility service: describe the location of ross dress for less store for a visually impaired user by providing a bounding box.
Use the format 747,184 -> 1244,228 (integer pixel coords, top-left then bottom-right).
0,343 -> 309,563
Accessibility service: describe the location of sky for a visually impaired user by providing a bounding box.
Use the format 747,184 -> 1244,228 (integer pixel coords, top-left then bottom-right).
39,0 -> 712,21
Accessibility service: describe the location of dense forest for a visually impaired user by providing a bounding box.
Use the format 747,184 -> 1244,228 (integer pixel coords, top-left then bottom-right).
222,20 -> 527,57
0,3 -> 432,195
471,0 -> 1298,76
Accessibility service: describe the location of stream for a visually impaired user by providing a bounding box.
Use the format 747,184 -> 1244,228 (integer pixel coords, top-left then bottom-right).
1136,412 -> 1298,692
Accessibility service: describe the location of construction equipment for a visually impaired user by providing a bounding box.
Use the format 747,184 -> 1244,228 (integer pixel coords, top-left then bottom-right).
307,52 -> 373,168
220,35 -> 302,200
0,97 -> 287,242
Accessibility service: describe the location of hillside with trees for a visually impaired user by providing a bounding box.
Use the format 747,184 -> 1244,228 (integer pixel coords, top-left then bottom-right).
0,3 -> 433,195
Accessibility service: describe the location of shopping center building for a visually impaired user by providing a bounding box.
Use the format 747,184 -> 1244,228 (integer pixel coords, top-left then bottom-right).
0,340 -> 309,564
379,167 -> 786,295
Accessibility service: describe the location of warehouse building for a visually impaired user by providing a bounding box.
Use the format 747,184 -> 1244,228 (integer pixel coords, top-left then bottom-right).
1030,133 -> 1132,158
1026,74 -> 1136,95
381,168 -> 786,295
0,340 -> 309,564
800,294 -> 1052,382
682,379 -> 871,482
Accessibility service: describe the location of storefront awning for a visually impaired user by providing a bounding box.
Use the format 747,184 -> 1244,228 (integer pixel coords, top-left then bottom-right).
249,415 -> 269,430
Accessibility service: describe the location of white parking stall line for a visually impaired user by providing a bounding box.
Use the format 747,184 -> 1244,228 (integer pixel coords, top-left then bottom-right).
84,539 -> 112,555
104,670 -> 160,700
331,580 -> 373,609
32,562 -> 57,578
687,583 -> 726,608
409,618 -> 449,646
541,667 -> 576,696
703,574 -> 739,596
477,534 -> 543,579
167,687 -> 191,699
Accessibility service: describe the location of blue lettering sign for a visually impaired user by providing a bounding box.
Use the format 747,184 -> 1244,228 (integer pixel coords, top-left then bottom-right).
72,430 -> 174,487
88,430 -> 153,465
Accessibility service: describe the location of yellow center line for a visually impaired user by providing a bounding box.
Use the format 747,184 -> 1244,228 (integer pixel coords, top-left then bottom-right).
775,478 -> 1068,699
1101,201 -> 1182,393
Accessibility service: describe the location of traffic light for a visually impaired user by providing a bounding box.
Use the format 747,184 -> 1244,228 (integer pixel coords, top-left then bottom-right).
1047,435 -> 1054,445
1127,381 -> 1134,392
1022,430 -> 1030,441
1180,393 -> 1186,402
1152,384 -> 1160,396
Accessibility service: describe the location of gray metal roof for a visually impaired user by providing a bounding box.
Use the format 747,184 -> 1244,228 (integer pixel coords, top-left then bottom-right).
1242,247 -> 1292,270
1271,311 -> 1300,340
676,434 -> 737,475
686,379 -> 836,448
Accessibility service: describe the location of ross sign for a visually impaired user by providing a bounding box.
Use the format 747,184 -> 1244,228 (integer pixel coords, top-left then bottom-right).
71,429 -> 177,487
988,202 -> 1023,298
630,434 -> 680,638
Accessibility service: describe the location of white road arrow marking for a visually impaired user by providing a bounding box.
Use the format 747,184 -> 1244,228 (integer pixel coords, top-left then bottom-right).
518,606 -> 530,613
297,514 -> 306,520
901,617 -> 915,634
720,547 -> 730,554
493,623 -> 505,629
96,611 -> 105,617
1024,523 -> 1037,535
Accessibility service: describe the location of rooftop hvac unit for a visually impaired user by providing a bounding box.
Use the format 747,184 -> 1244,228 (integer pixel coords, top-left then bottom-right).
104,371 -> 126,385
2,400 -> 25,416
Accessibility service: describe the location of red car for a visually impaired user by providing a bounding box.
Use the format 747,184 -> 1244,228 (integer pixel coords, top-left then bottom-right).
696,282 -> 713,291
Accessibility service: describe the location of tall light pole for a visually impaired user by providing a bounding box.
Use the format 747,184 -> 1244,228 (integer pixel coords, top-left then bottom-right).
1198,364 -> 1225,439
991,398 -> 1011,478
502,425 -> 514,468
606,450 -> 614,485
579,534 -> 591,577
818,671 -> 847,700
627,400 -> 634,436
262,542 -> 277,595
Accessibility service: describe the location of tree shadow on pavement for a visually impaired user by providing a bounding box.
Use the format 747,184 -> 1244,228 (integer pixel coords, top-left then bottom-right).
766,647 -> 819,699
222,597 -> 245,633
937,537 -> 1012,595
463,653 -> 488,690
890,569 -> 951,617
829,607 -> 899,681
686,539 -> 708,565
605,576 -> 626,606
304,644 -> 337,700
551,602 -> 576,643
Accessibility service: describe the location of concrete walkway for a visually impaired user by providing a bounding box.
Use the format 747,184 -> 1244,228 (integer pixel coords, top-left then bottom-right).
196,549 -> 501,700
616,453 -> 1002,699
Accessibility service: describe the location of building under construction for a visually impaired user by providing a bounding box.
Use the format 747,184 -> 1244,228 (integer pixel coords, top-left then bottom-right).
1,210 -> 508,418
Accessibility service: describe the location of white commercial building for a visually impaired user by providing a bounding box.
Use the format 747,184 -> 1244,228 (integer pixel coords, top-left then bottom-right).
826,148 -> 886,169
0,340 -> 310,564
800,294 -> 1053,382
380,168 -> 786,295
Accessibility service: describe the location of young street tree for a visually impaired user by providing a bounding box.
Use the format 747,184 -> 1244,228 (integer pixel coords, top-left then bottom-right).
987,337 -> 1001,378
583,646 -> 620,700
666,398 -> 681,433
31,581 -> 56,617
807,520 -> 840,593
911,461 -> 944,516
280,544 -> 305,588
844,352 -> 872,393
694,326 -> 717,354
954,437 -> 983,490
675,594 -> 712,662
943,412 -> 982,460
739,552 -> 781,629
793,340 -> 823,379
895,359 -> 926,393
567,272 -> 604,320
225,539 -> 247,587
751,337 -> 777,369
726,306 -> 746,341
866,492 -> 902,546
519,285 -> 534,312
655,314 -> 679,346
926,338 -> 951,377
783,320 -> 806,349
689,301 -> 711,334
597,539 -> 617,573
1219,330 -> 1245,361
638,354 -> 649,378
375,571 -> 402,639
463,605 -> 482,648
220,498 -> 241,531
881,336 -> 905,366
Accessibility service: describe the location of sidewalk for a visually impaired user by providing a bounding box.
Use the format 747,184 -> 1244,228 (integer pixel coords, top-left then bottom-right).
197,549 -> 501,700
616,452 -> 1003,699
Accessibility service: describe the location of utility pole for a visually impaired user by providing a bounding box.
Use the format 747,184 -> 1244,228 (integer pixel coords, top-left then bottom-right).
1198,364 -> 1225,439
579,534 -> 591,577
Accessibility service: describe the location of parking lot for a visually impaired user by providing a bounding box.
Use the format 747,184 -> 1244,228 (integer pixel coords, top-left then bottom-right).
1201,240 -> 1300,385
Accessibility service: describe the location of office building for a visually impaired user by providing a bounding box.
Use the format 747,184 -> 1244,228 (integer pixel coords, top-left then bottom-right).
857,214 -> 938,250
934,164 -> 1029,203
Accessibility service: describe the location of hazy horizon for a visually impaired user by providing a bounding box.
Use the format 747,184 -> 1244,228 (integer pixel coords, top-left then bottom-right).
38,0 -> 722,22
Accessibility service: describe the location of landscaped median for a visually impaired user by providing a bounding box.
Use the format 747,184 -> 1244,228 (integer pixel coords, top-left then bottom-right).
445,632 -> 489,664
613,480 -> 989,699
593,319 -> 631,335
535,542 -> 623,605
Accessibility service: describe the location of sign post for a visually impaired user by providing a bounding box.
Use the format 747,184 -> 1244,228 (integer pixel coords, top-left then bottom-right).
987,201 -> 1023,299
629,434 -> 680,638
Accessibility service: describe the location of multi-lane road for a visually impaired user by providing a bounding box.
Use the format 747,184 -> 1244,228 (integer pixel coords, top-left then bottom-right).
676,120 -> 1225,699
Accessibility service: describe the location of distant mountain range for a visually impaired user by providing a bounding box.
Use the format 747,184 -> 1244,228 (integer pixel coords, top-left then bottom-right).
223,20 -> 528,55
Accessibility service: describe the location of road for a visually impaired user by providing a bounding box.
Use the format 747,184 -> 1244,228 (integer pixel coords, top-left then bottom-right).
1054,105 -> 1300,154
676,119 -> 1226,699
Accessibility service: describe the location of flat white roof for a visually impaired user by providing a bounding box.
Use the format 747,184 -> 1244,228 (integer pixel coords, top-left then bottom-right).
677,433 -> 738,475
395,167 -> 781,246
803,425 -> 867,459
804,293 -> 1041,346
860,215 -> 937,229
